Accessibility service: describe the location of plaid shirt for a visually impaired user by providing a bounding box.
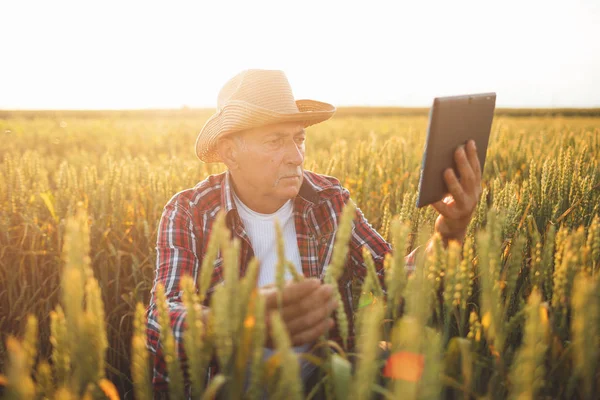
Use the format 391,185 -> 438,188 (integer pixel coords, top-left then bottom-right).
145,170 -> 417,394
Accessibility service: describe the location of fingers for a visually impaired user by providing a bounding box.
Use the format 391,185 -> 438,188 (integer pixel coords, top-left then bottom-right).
466,140 -> 482,181
262,280 -> 340,347
443,167 -> 467,207
286,297 -> 338,334
262,279 -> 336,325
454,144 -> 476,195
431,198 -> 458,220
290,317 -> 335,346
446,139 -> 483,208
285,288 -> 338,346
280,283 -> 335,322
263,278 -> 320,310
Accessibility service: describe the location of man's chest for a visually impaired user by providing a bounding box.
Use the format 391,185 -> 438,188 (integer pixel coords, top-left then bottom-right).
200,205 -> 341,294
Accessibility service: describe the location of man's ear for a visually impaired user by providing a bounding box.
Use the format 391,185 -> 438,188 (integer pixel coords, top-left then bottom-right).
216,137 -> 240,170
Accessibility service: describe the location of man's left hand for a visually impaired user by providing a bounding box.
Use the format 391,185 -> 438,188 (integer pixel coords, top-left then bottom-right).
431,139 -> 483,243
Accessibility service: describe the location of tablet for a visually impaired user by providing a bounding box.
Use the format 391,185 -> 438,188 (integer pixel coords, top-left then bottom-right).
416,92 -> 496,208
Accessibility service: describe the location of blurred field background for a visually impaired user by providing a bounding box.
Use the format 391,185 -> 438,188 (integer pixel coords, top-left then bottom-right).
1,108 -> 599,398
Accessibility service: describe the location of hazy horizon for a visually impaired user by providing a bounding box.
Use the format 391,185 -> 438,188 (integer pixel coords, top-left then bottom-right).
2,0 -> 599,110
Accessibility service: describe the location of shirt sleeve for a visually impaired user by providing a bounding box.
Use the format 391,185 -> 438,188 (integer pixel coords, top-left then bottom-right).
341,187 -> 418,292
145,198 -> 203,388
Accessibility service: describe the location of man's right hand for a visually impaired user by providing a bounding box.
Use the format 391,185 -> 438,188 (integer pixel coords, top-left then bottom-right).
261,278 -> 339,348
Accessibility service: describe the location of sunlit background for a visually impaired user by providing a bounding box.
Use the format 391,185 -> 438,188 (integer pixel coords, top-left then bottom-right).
1,0 -> 599,109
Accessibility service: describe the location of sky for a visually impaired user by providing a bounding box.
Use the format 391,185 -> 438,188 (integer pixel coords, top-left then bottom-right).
1,0 -> 599,109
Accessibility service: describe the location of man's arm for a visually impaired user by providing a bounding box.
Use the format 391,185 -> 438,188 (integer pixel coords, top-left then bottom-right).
145,198 -> 205,389
349,140 -> 482,280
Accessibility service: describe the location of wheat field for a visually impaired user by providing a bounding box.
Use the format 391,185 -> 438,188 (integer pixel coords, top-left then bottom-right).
0,109 -> 599,399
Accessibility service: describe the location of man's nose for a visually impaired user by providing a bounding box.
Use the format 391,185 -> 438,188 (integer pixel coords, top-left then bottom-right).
284,139 -> 304,165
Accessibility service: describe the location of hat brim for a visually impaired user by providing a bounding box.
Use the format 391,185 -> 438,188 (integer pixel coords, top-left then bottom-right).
195,99 -> 336,163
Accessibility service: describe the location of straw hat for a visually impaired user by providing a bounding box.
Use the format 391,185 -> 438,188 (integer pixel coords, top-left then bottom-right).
195,69 -> 336,163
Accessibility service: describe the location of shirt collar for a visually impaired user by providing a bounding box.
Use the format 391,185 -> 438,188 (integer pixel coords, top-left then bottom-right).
221,169 -> 332,214
221,169 -> 237,215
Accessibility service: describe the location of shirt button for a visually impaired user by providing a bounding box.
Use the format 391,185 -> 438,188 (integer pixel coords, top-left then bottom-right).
320,237 -> 328,244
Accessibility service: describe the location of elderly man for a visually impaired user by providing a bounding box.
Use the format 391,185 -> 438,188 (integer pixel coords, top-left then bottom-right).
146,69 -> 482,398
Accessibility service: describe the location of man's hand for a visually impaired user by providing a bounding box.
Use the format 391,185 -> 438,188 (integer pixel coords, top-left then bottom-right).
261,278 -> 338,348
431,139 -> 483,244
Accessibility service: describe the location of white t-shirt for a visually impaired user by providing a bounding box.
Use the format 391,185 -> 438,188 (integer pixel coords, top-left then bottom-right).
232,191 -> 303,287
232,190 -> 318,388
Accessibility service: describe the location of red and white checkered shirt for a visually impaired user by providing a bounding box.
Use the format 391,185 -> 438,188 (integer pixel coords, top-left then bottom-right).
145,170 -> 417,394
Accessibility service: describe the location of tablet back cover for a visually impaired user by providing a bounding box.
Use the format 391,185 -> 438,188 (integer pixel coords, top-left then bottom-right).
416,93 -> 496,208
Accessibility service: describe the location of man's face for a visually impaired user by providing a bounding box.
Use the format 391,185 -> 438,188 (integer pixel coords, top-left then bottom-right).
227,121 -> 306,205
